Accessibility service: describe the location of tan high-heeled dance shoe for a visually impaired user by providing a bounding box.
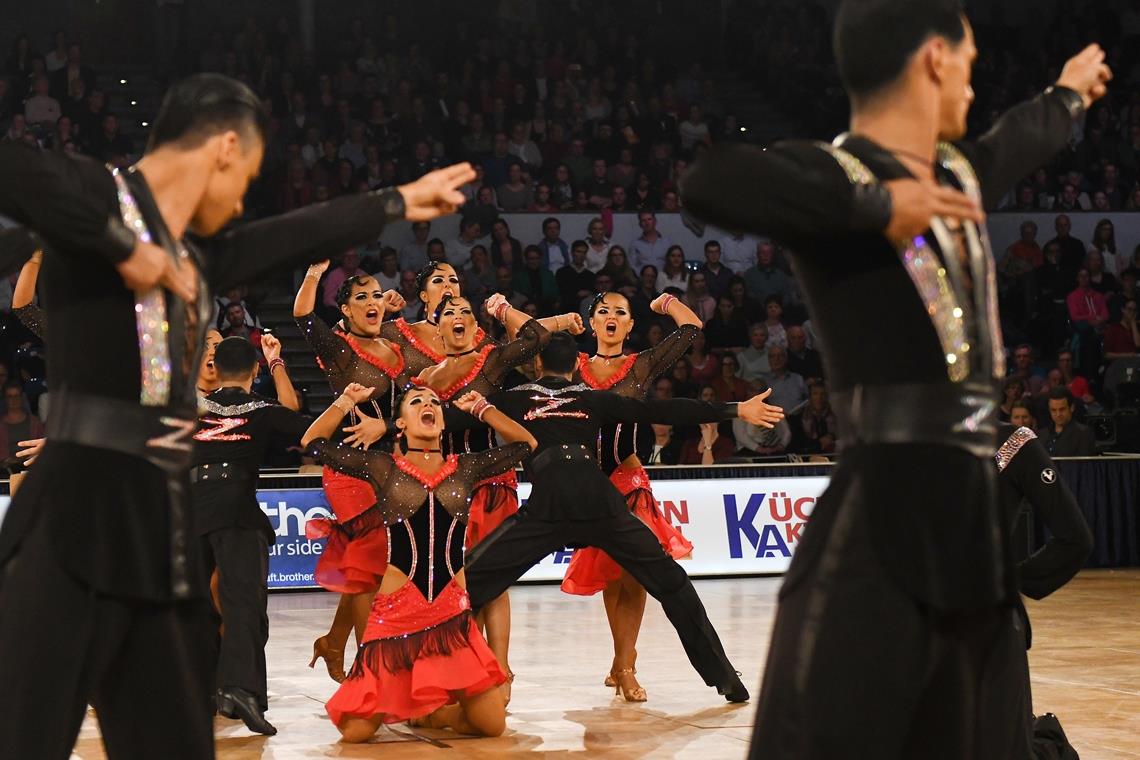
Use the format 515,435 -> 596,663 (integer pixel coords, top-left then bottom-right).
613,668 -> 647,702
309,635 -> 347,683
604,650 -> 636,687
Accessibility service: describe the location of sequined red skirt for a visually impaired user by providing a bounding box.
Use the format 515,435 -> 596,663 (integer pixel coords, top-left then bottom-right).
305,468 -> 388,594
560,464 -> 694,596
465,470 -> 519,550
325,579 -> 505,726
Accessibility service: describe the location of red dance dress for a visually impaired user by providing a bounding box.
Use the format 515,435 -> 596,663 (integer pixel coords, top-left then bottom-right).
306,438 -> 531,725
561,325 -> 700,595
297,310 -> 404,593
409,319 -> 549,549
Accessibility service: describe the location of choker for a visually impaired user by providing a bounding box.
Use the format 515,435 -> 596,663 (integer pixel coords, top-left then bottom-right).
595,351 -> 624,359
447,347 -> 478,358
404,446 -> 441,460
348,330 -> 380,340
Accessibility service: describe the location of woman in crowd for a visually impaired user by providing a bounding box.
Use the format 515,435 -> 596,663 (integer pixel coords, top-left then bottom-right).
585,216 -> 610,271
762,296 -> 789,348
550,163 -> 576,210
561,289 -> 702,702
1089,218 -> 1121,277
302,383 -> 536,741
680,420 -> 735,465
294,260 -> 405,682
489,219 -> 523,270
656,245 -> 690,293
599,245 -> 638,290
711,353 -> 753,402
464,244 -> 496,304
704,295 -> 749,351
413,293 -> 577,702
998,377 -> 1028,423
682,269 -> 717,323
686,330 -> 720,386
801,382 -> 838,454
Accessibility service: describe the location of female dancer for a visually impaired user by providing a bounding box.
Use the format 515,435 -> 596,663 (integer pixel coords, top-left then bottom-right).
302,383 -> 536,741
295,259 -> 403,682
561,289 -> 703,702
413,293 -> 580,700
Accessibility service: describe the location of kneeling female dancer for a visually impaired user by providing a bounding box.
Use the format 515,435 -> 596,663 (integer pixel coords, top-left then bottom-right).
302,383 -> 536,740
562,291 -> 703,702
295,260 -> 403,681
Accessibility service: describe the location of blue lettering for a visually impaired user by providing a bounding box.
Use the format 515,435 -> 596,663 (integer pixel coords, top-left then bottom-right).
755,525 -> 791,558
553,550 -> 575,564
724,493 -> 766,558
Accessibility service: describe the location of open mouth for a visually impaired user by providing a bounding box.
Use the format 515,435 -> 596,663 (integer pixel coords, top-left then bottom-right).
605,321 -> 618,336
452,323 -> 466,338
420,408 -> 437,426
365,308 -> 380,325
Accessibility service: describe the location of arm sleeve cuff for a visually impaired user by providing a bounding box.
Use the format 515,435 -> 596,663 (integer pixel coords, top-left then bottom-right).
850,181 -> 893,235
376,188 -> 406,223
97,216 -> 137,264
1044,85 -> 1086,120
721,402 -> 740,421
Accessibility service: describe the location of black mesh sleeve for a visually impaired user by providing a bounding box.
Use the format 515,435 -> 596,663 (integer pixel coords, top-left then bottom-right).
13,304 -> 45,340
459,441 -> 532,482
482,318 -> 551,387
631,324 -> 700,390
295,310 -> 352,376
306,437 -> 393,484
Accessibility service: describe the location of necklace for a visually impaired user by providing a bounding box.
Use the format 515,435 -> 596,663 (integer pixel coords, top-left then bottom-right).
595,351 -> 624,361
404,446 -> 441,461
348,330 -> 380,341
447,347 -> 478,358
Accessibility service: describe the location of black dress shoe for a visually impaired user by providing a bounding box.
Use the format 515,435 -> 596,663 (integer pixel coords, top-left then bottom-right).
718,672 -> 750,703
216,687 -> 277,736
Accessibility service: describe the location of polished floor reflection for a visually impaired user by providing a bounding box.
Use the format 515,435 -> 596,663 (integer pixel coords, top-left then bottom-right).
72,570 -> 1140,759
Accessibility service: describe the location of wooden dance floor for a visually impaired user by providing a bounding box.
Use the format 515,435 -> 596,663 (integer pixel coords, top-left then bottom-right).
73,570 -> 1140,759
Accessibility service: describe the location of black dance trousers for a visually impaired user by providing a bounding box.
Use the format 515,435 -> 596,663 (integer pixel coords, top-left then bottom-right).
200,527 -> 270,709
0,512 -> 215,760
748,493 -> 1030,760
465,508 -> 739,689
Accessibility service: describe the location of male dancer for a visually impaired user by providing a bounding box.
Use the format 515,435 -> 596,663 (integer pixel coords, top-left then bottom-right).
989,423 -> 1092,760
192,337 -> 308,736
464,332 -> 785,701
681,2 -> 1110,757
0,73 -> 472,759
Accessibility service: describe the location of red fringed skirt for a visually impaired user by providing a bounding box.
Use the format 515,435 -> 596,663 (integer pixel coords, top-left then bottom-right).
325,579 -> 505,726
465,470 -> 519,550
560,464 -> 693,596
305,468 -> 389,594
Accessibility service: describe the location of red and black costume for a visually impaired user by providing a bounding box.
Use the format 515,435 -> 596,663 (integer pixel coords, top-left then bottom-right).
380,316 -> 494,391
304,437 -> 530,725
296,308 -> 404,593
412,318 -> 549,547
562,324 -> 700,594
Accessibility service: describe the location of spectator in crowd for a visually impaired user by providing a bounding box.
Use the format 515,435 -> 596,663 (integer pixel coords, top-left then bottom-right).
1046,214 -> 1089,286
653,376 -> 675,400
87,113 -> 133,163
699,240 -> 734,300
786,324 -> 823,382
1067,268 -> 1110,370
726,277 -> 762,324
579,271 -> 614,322
1104,298 -> 1140,359
1010,343 -> 1047,396
528,183 -> 556,212
482,131 -> 513,188
320,250 -> 367,316
734,413 -> 791,457
463,184 -> 500,233
608,147 -> 638,191
496,161 -> 533,212
507,120 -> 542,172
657,245 -> 689,293
0,383 -> 43,474
1056,349 -> 1085,390
762,296 -> 788,348
743,241 -> 794,307
678,104 -> 711,150
1041,387 -> 1096,457
556,240 -> 595,313
513,245 -> 558,313
563,136 -> 591,187
718,232 -> 758,275
550,163 -> 576,210
1089,218 -> 1121,277
630,210 -> 672,271
1004,221 -> 1043,269
537,216 -> 569,271
763,345 -> 808,413
464,244 -> 496,304
599,245 -> 637,290
681,269 -> 717,323
679,420 -> 736,464
398,269 -> 422,321
488,219 -> 523,270
399,221 -> 431,272
445,217 -> 486,269
23,75 -> 60,128
373,248 -> 400,292
999,378 -> 1028,423
711,353 -> 752,402
220,303 -> 265,363
50,42 -> 95,101
585,158 -> 613,208
705,295 -> 749,351
670,357 -> 699,399
630,171 -> 657,210
584,216 -> 610,271
631,265 -> 660,326
426,238 -> 448,264
801,382 -> 838,454
1009,401 -> 1036,431
687,331 -> 719,387
737,324 -> 772,385
497,266 -> 529,311
279,157 -> 315,212
1086,249 -> 1119,296
645,424 -> 683,465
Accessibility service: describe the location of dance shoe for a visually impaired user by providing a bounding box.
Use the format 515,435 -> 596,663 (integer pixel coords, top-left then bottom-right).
216,687 -> 278,736
718,672 -> 750,703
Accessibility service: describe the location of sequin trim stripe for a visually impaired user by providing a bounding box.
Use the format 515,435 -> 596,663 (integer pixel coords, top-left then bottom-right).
200,398 -> 273,416
613,423 -> 622,465
444,516 -> 457,579
427,491 -> 436,603
898,234 -> 970,383
403,520 -> 417,593
386,525 -> 393,566
392,453 -> 460,489
816,141 -> 876,185
511,382 -> 592,395
995,426 -> 1036,472
937,142 -> 1006,379
112,168 -> 171,406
